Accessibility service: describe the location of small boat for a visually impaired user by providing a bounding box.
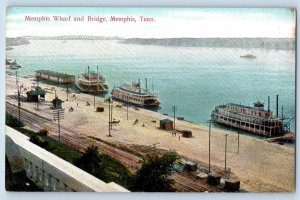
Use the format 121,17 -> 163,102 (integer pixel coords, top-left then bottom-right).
6,46 -> 13,50
7,59 -> 21,69
111,80 -> 160,108
75,66 -> 108,93
240,53 -> 256,59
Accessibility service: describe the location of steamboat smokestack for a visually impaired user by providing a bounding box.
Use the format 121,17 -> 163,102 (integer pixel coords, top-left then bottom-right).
268,96 -> 270,112
276,95 -> 279,117
145,78 -> 147,91
138,78 -> 141,93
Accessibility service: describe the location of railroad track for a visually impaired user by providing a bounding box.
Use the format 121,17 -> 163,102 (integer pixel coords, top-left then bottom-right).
6,102 -> 141,169
173,172 -> 223,192
6,102 -> 223,192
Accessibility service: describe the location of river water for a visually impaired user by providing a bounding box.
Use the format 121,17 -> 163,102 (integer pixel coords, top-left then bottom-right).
6,40 -> 296,132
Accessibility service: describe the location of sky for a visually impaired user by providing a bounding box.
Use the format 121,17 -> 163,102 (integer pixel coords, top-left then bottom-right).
6,7 -> 296,38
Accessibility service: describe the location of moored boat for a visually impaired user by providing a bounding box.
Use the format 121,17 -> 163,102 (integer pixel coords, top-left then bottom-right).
240,53 -> 256,59
75,66 -> 108,93
111,80 -> 160,108
211,99 -> 285,137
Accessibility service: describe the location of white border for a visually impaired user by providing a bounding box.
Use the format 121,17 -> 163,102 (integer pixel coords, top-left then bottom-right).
0,1 -> 298,200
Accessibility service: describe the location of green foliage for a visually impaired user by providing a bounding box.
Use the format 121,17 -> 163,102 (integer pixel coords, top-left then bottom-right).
5,112 -> 24,127
73,146 -> 132,188
29,135 -> 48,148
130,151 -> 178,192
17,127 -> 81,163
74,146 -> 106,179
100,154 -> 133,188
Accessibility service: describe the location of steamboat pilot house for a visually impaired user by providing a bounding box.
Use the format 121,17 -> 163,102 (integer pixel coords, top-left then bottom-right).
211,101 -> 283,137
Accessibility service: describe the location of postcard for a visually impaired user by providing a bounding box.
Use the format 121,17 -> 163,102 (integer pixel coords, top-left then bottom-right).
5,7 -> 296,192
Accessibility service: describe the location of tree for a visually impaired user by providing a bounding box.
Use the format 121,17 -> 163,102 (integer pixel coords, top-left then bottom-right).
74,146 -> 105,179
29,135 -> 48,148
5,112 -> 24,127
130,151 -> 178,192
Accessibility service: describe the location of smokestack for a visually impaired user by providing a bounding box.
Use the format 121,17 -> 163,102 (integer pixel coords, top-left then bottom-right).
276,95 -> 279,117
145,78 -> 147,91
268,96 -> 270,112
138,78 -> 141,93
88,66 -> 90,79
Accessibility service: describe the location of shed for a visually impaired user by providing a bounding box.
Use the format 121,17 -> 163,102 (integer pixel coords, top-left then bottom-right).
26,87 -> 46,102
52,96 -> 63,109
182,130 -> 193,138
160,119 -> 173,131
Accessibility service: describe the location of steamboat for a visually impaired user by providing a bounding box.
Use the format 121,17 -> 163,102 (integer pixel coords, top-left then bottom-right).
111,79 -> 160,108
75,66 -> 108,93
211,96 -> 285,137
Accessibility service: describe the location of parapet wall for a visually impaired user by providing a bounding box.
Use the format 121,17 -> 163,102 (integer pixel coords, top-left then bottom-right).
5,126 -> 129,192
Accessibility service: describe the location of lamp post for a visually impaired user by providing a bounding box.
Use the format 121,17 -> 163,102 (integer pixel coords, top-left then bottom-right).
225,133 -> 228,170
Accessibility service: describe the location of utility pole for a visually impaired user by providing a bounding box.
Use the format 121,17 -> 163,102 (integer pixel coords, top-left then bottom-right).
127,96 -> 129,120
17,86 -> 21,127
108,97 -> 112,137
53,109 -> 64,142
225,133 -> 228,170
173,106 -> 176,136
58,112 -> 60,141
110,97 -> 113,130
208,120 -> 211,173
36,77 -> 39,110
237,131 -> 240,154
94,92 -> 96,109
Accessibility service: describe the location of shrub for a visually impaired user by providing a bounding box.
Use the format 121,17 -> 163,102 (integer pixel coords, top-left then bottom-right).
5,112 -> 24,127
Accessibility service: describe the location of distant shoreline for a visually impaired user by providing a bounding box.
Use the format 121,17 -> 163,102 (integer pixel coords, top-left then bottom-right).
6,36 -> 295,50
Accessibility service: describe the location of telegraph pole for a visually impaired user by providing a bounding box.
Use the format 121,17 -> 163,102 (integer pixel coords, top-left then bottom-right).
208,120 -> 211,173
127,96 -> 129,120
110,97 -> 113,130
94,92 -> 96,109
53,109 -> 64,142
108,97 -> 112,137
173,106 -> 176,136
237,131 -> 240,154
17,86 -> 21,127
225,133 -> 228,170
36,77 -> 39,110
58,111 -> 60,141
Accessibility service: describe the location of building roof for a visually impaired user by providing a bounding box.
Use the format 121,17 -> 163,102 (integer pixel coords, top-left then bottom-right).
36,70 -> 75,79
52,98 -> 63,103
26,87 -> 46,96
160,119 -> 173,124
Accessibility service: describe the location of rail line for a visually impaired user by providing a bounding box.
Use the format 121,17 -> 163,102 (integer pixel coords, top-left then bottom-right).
6,102 -> 224,192
6,103 -> 141,169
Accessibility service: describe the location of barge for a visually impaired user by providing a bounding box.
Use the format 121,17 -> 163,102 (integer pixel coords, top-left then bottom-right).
35,70 -> 75,85
211,99 -> 284,137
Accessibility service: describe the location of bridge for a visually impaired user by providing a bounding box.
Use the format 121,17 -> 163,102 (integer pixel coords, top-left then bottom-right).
22,35 -> 125,40
5,126 -> 129,192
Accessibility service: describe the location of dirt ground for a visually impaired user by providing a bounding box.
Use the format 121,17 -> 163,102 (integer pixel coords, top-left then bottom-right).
6,74 -> 295,192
